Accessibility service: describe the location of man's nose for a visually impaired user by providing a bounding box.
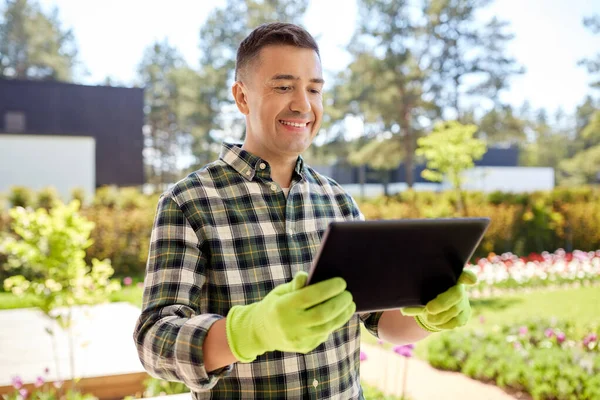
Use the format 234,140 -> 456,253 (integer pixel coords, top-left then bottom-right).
289,89 -> 311,114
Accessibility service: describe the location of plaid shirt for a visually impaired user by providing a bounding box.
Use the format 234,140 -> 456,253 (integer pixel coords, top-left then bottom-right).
134,142 -> 382,399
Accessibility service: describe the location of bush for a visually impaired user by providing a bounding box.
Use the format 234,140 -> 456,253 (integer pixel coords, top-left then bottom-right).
2,186 -> 600,277
357,187 -> 600,256
426,318 -> 600,400
0,187 -> 157,280
562,202 -> 600,252
70,187 -> 87,205
82,205 -> 154,277
36,187 -> 61,210
8,186 -> 35,208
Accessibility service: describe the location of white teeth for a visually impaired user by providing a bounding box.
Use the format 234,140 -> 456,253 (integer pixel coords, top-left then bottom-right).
280,121 -> 306,128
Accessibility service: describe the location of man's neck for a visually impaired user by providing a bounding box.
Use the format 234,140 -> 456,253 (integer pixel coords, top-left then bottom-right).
264,155 -> 297,188
241,144 -> 297,188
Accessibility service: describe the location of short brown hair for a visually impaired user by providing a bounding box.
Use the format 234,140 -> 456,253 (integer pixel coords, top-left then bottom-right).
235,22 -> 320,81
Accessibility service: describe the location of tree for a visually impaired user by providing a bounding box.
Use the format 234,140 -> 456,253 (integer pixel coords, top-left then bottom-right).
477,104 -> 527,144
343,0 -> 521,188
137,40 -> 203,190
580,110 -> 600,146
416,120 -> 487,214
1,200 -> 120,387
0,0 -> 78,81
345,1 -> 431,188
558,144 -> 600,186
579,14 -> 600,90
348,136 -> 404,197
423,0 -> 524,119
575,96 -> 599,138
519,109 -> 570,172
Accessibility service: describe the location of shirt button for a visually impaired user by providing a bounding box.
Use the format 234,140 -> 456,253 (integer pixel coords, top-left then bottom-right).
288,228 -> 294,235
245,170 -> 251,176
312,379 -> 318,388
270,184 -> 277,191
259,163 -> 266,170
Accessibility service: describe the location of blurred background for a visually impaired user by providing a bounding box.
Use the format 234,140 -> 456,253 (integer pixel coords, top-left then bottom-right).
0,1 -> 599,400
0,0 -> 599,198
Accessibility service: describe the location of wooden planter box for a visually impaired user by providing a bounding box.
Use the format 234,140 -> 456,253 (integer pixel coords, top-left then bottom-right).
0,371 -> 149,400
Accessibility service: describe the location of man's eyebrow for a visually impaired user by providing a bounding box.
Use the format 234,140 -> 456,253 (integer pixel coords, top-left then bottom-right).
269,74 -> 325,84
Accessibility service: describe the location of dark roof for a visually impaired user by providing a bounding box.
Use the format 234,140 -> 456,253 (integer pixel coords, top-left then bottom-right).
474,145 -> 519,167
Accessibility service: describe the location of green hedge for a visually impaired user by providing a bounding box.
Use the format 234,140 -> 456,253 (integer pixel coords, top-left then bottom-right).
358,186 -> 600,258
1,186 -> 600,279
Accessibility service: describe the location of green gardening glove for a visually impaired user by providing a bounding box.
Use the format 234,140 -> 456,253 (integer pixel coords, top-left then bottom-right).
225,271 -> 356,363
401,269 -> 477,332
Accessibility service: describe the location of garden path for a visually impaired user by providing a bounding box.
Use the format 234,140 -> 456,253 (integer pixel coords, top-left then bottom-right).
0,302 -> 144,387
360,342 -> 525,400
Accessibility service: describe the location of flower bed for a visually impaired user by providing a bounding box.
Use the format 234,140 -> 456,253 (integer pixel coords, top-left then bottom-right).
466,249 -> 600,291
425,318 -> 600,400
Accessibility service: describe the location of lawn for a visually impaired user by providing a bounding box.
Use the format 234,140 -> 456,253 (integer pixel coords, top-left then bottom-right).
2,283 -> 598,347
0,285 -> 144,310
469,285 -> 600,333
361,285 -> 600,356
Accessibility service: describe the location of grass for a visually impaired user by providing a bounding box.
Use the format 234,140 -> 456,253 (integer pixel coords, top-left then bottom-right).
469,285 -> 600,332
0,291 -> 39,310
362,382 -> 409,399
362,285 -> 600,357
109,286 -> 144,307
0,286 -> 144,310
3,283 -> 598,340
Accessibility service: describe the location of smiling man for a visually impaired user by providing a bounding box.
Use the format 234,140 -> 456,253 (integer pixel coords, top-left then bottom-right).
133,22 -> 476,399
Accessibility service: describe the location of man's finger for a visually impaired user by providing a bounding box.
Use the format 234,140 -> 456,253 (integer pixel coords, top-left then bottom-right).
426,285 -> 464,314
458,269 -> 477,285
401,306 -> 425,316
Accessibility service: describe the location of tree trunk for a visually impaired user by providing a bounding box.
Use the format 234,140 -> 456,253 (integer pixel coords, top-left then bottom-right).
400,109 -> 414,188
359,164 -> 366,200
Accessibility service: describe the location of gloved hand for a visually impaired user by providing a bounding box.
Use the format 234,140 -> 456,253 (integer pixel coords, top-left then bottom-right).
401,269 -> 477,332
226,271 -> 356,363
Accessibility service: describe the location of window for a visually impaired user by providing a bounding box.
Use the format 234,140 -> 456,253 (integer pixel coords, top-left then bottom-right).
4,111 -> 26,133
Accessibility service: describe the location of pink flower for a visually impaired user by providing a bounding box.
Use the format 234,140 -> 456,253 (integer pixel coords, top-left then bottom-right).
513,342 -> 522,350
479,316 -> 485,324
53,380 -> 64,389
123,277 -> 133,286
44,367 -> 50,375
19,388 -> 28,398
556,332 -> 566,344
544,328 -> 554,338
519,326 -> 528,336
583,333 -> 598,346
34,376 -> 44,388
393,344 -> 414,358
359,351 -> 367,361
11,376 -> 23,389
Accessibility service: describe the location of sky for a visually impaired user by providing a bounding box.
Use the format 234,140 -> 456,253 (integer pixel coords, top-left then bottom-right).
37,0 -> 600,116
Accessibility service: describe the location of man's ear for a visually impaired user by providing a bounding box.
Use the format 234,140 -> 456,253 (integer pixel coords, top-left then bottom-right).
232,81 -> 250,115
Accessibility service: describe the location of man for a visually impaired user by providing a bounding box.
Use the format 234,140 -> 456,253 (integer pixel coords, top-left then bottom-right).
133,22 -> 476,399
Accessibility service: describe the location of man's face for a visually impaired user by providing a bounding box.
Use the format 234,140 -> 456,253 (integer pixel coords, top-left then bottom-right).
233,45 -> 324,161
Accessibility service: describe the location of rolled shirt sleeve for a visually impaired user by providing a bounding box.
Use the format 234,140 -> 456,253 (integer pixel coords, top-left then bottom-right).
133,193 -> 233,391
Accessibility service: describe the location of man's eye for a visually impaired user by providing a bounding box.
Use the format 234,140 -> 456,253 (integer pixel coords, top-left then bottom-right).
276,86 -> 292,92
310,89 -> 321,94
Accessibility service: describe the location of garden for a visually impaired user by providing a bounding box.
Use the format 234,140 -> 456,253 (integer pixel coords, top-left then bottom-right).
1,185 -> 599,400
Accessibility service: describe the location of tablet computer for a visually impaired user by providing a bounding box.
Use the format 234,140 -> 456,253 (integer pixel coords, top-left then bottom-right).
306,217 -> 490,313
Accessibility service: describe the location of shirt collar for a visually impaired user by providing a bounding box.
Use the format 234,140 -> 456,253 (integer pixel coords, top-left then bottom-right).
219,142 -> 306,181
